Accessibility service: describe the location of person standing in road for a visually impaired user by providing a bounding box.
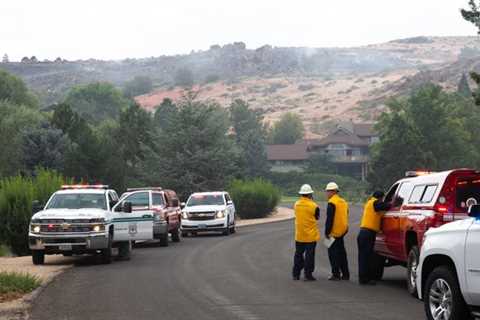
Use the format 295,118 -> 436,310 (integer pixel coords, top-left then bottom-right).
357,191 -> 391,285
292,184 -> 320,281
324,182 -> 350,281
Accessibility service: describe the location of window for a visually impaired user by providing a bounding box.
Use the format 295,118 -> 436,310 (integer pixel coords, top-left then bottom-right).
152,193 -> 165,206
46,193 -> 107,210
384,183 -> 399,204
421,185 -> 437,203
124,192 -> 150,208
225,193 -> 232,203
395,182 -> 413,207
409,185 -> 425,204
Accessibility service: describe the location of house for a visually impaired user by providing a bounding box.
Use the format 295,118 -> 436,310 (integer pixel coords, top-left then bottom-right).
266,123 -> 378,180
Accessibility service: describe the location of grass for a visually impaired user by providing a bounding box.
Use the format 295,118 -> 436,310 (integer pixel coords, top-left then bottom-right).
0,244 -> 11,257
0,272 -> 41,303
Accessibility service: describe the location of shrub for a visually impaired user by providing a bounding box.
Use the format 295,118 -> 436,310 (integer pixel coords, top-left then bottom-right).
0,272 -> 41,302
229,179 -> 281,219
0,169 -> 66,256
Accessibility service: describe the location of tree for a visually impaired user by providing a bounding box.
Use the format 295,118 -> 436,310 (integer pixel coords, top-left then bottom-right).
229,99 -> 269,177
461,1 -> 480,104
153,98 -> 177,130
123,76 -> 153,98
268,112 -> 305,144
368,84 -> 479,190
142,96 -> 238,198
174,67 -> 194,87
2,54 -> 8,63
458,73 -> 472,97
64,82 -> 129,123
21,121 -> 70,174
0,70 -> 38,108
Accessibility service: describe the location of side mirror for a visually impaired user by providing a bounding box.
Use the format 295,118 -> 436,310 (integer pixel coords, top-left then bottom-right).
32,200 -> 44,214
468,204 -> 480,218
123,202 -> 133,213
180,202 -> 186,209
227,200 -> 233,205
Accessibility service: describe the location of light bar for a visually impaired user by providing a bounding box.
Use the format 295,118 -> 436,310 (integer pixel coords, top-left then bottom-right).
405,171 -> 434,177
61,185 -> 109,190
126,187 -> 163,192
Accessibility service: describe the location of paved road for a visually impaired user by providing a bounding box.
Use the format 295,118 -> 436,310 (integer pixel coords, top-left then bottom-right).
30,205 -> 425,320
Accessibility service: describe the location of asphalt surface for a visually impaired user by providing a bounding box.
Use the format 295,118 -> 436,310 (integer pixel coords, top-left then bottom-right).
30,205 -> 425,320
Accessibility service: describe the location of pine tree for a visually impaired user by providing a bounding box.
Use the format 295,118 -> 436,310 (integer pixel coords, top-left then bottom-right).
458,73 -> 472,97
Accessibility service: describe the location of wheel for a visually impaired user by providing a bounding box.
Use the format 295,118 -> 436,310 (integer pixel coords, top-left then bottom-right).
222,218 -> 230,236
101,235 -> 113,264
118,241 -> 132,260
230,225 -> 236,234
32,250 -> 45,265
159,232 -> 169,247
181,231 -> 189,237
191,231 -> 197,237
424,266 -> 470,320
171,228 -> 181,242
370,253 -> 385,281
407,246 -> 420,297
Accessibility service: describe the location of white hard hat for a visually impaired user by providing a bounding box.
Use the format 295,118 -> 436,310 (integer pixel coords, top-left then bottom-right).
299,184 -> 314,195
325,182 -> 339,191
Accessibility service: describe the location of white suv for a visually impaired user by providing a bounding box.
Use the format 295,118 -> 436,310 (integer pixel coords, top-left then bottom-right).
417,204 -> 480,320
181,192 -> 236,236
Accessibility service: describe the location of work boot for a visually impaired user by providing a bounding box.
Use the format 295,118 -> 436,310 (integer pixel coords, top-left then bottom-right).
304,274 -> 317,281
292,275 -> 300,281
328,275 -> 341,281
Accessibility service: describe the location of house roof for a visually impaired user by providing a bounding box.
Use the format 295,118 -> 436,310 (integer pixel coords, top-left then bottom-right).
353,123 -> 376,137
307,128 -> 370,147
266,144 -> 309,161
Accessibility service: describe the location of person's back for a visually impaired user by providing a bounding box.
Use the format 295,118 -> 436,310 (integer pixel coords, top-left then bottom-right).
295,197 -> 320,243
328,193 -> 349,238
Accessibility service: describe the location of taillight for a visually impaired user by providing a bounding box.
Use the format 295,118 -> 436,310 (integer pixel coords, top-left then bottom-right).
432,204 -> 454,227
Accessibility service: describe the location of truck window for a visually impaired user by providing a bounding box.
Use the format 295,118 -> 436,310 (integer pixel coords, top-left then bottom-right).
409,185 -> 425,204
395,182 -> 413,207
421,185 -> 437,203
384,183 -> 399,204
124,192 -> 150,209
152,193 -> 165,206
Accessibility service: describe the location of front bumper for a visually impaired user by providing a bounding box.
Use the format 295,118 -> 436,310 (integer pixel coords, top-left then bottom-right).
181,218 -> 228,232
153,221 -> 168,238
29,232 -> 109,253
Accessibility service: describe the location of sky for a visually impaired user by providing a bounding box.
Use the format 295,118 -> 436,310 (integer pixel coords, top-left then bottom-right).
0,0 -> 477,61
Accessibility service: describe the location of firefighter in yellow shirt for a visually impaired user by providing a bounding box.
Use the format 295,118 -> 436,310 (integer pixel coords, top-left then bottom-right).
324,182 -> 350,281
293,184 -> 320,281
357,191 -> 391,285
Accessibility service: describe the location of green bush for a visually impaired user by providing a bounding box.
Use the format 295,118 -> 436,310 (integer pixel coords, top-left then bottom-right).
0,272 -> 41,297
0,169 -> 66,256
229,179 -> 281,219
268,172 -> 369,204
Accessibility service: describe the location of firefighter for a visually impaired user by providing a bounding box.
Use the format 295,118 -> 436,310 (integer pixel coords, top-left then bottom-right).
292,184 -> 320,281
357,191 -> 391,285
324,182 -> 350,281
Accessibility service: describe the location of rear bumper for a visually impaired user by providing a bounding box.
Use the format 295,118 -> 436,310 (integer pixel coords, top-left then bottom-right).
29,232 -> 109,253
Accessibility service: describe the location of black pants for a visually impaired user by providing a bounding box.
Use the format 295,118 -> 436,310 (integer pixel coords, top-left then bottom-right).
292,241 -> 317,277
327,236 -> 350,278
357,228 -> 377,283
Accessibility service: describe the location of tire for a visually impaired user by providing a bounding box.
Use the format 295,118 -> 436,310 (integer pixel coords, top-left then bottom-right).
159,232 -> 169,247
118,241 -> 132,260
230,225 -> 236,234
424,266 -> 470,320
371,253 -> 385,281
407,246 -> 420,297
181,231 -> 189,237
101,235 -> 113,264
32,250 -> 45,265
222,218 -> 230,236
171,228 -> 181,242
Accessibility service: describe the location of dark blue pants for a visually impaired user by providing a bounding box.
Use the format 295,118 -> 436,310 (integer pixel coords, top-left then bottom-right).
327,236 -> 350,278
293,241 -> 317,277
357,228 -> 377,283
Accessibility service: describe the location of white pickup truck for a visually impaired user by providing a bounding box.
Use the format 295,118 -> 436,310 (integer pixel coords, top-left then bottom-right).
29,185 -> 154,265
417,204 -> 480,320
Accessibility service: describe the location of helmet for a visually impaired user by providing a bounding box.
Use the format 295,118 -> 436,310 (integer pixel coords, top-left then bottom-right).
299,184 -> 314,195
325,182 -> 339,191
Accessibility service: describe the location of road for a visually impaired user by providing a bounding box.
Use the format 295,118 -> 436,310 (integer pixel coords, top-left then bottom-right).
30,205 -> 425,320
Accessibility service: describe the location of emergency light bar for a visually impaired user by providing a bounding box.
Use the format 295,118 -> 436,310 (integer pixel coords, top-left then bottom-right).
126,187 -> 163,192
405,171 -> 435,178
61,185 -> 109,190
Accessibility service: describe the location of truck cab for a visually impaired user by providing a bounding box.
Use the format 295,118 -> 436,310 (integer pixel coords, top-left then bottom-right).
373,169 -> 480,296
29,185 -> 154,265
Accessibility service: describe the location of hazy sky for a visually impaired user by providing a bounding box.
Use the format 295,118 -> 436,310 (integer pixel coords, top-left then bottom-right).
0,0 -> 477,61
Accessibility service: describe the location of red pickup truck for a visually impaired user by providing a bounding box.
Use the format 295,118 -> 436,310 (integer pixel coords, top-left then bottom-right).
372,169 -> 480,296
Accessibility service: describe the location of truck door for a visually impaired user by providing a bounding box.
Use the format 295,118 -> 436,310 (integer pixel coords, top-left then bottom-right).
225,193 -> 235,223
112,191 -> 154,241
465,218 -> 480,304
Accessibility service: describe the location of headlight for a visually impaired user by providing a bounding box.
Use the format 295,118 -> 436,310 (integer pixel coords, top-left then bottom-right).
32,225 -> 41,233
92,225 -> 105,232
216,210 -> 226,219
182,212 -> 189,219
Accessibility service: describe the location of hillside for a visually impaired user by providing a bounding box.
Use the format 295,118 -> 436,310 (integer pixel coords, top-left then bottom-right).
1,36 -> 480,135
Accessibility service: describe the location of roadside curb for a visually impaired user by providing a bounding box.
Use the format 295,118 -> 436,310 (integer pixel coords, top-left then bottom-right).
236,208 -> 294,228
0,267 -> 72,320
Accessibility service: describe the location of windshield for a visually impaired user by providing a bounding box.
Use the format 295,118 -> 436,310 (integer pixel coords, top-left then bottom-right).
46,193 -> 107,210
187,194 -> 225,207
